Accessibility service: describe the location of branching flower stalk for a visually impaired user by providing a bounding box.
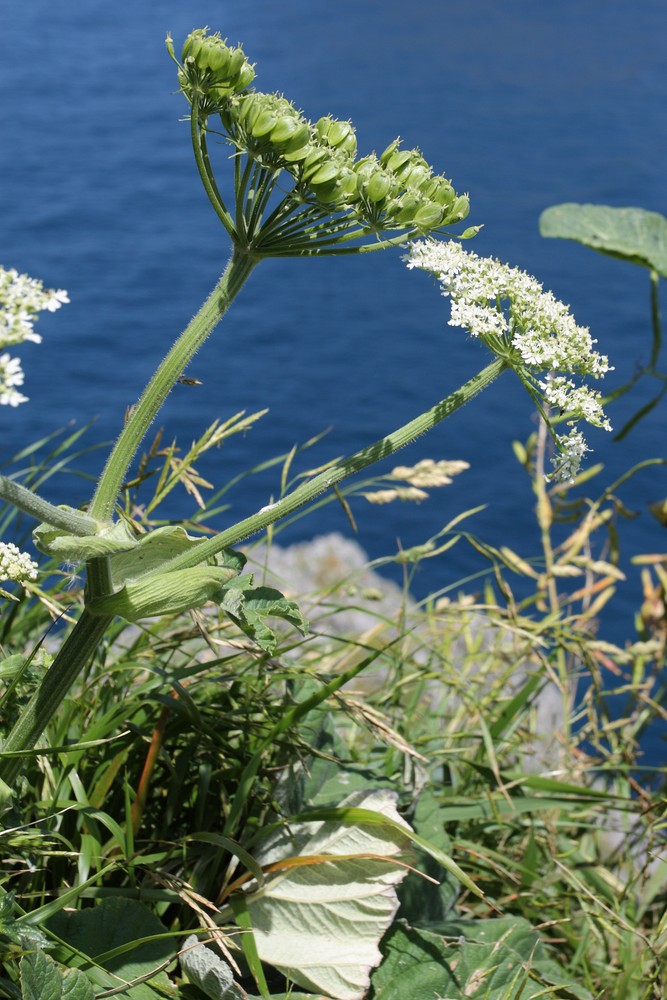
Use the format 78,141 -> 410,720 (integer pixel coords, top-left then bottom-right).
406,239 -> 612,482
0,30 -> 475,787
0,31 -> 611,793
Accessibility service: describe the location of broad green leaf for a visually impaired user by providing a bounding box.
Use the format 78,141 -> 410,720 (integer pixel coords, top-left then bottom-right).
63,969 -> 95,1000
242,789 -> 413,1000
61,969 -> 95,1000
0,893 -> 51,951
33,516 -> 137,560
371,918 -> 593,999
20,952 -> 62,1000
220,580 -> 308,652
179,935 -> 244,1000
48,897 -> 174,999
540,203 -> 667,276
20,952 -> 94,1000
397,790 -> 459,925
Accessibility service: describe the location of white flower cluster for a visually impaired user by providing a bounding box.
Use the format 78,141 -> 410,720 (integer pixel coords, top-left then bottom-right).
0,541 -> 38,585
0,265 -> 69,407
406,240 -> 613,482
0,353 -> 27,407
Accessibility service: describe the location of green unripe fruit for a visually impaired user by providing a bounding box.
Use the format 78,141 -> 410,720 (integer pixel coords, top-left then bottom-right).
393,193 -> 420,224
204,42 -> 231,76
302,147 -> 330,180
227,47 -> 247,80
366,171 -> 392,203
427,176 -> 455,207
182,32 -> 203,62
386,149 -> 413,176
338,171 -> 360,201
329,120 -> 356,154
238,96 -> 262,131
282,142 -> 313,164
251,109 -> 278,138
379,139 -> 401,166
404,164 -> 430,191
449,194 -> 470,221
413,203 -> 445,229
308,160 -> 341,186
270,119 -> 311,155
235,63 -> 255,91
269,116 -> 297,144
311,179 -> 342,204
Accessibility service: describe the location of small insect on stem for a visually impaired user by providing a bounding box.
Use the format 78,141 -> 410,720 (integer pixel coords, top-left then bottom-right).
177,374 -> 203,386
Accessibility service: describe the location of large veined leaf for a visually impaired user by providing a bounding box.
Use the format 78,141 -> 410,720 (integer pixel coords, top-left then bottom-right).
370,918 -> 593,1000
240,789 -> 413,1000
539,203 -> 667,276
179,935 -> 245,999
20,951 -> 94,1000
219,578 -> 308,652
48,897 -> 175,999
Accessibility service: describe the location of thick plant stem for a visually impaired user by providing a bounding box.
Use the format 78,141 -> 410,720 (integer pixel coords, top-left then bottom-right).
0,476 -> 99,536
0,608 -> 113,788
158,357 -> 508,573
88,248 -> 257,524
0,358 -> 506,788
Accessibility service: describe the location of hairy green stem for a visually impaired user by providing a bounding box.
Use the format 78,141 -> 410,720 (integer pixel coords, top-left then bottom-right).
0,608 -> 113,788
0,358 -> 506,788
158,357 -> 508,574
0,476 -> 99,536
88,248 -> 257,523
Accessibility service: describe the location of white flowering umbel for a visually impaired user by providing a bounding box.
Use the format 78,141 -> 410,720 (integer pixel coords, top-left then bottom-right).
0,265 -> 69,406
0,541 -> 38,585
406,240 -> 612,481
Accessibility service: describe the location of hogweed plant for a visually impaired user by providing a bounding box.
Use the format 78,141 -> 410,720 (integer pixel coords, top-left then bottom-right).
0,29 -> 629,999
0,28 -> 611,798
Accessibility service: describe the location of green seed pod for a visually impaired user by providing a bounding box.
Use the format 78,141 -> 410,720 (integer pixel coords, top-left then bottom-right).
413,202 -> 445,230
427,175 -> 455,207
338,170 -> 360,201
235,62 -> 255,91
310,179 -> 342,204
270,118 -> 311,156
308,160 -> 341,186
379,139 -> 401,166
181,30 -> 204,62
227,47 -> 247,81
392,192 -> 421,225
204,42 -> 232,77
282,141 -> 314,164
354,156 -> 377,182
301,147 -> 331,180
329,121 -> 356,155
270,116 -> 301,145
449,194 -> 470,221
386,149 -> 414,177
237,93 -> 259,125
404,163 -> 431,191
251,109 -> 278,138
366,170 -> 392,203
282,121 -> 311,153
314,116 -> 332,141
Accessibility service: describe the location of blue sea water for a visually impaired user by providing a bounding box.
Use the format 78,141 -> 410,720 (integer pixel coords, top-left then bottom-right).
1,2 -> 666,749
